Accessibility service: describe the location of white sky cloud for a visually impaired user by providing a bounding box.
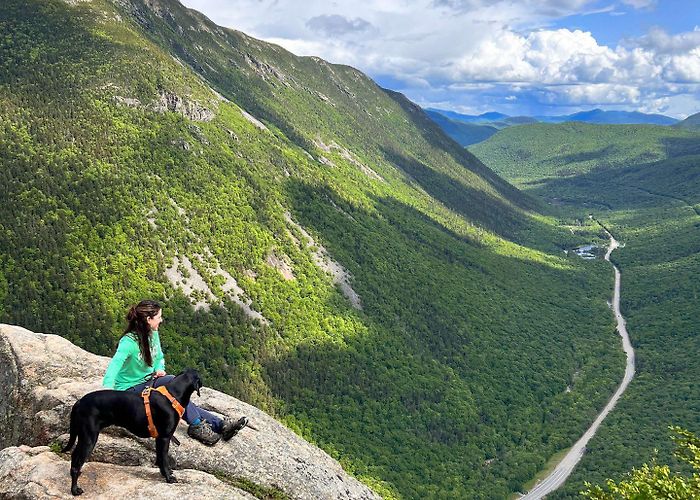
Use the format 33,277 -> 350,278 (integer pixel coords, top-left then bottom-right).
663,50 -> 700,83
620,0 -> 655,9
306,15 -> 375,38
181,0 -> 700,117
636,27 -> 700,54
544,83 -> 641,105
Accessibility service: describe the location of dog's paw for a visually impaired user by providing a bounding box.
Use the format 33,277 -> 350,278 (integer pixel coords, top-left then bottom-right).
166,475 -> 178,483
71,486 -> 84,496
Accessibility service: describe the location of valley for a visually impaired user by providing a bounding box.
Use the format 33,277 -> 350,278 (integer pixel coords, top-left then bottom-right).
471,119 -> 700,497
521,229 -> 635,499
0,0 -> 697,498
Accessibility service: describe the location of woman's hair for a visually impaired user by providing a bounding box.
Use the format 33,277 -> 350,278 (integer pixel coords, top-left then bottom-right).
124,299 -> 161,367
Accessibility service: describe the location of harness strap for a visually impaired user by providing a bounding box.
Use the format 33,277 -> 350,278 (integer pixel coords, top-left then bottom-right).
141,386 -> 186,439
155,386 -> 186,418
142,388 -> 158,438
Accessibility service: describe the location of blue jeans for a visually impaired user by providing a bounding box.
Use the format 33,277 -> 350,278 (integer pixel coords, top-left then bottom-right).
127,375 -> 223,433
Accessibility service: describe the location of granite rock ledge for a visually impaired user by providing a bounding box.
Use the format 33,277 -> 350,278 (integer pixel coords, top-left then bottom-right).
0,324 -> 380,500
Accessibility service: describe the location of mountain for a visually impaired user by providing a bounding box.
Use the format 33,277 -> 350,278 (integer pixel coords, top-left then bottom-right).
478,111 -> 509,121
425,108 -> 508,124
423,109 -> 540,147
428,107 -> 678,126
470,121 -> 700,498
0,0 -> 624,497
469,122 -> 700,184
675,111 -> 700,128
537,108 -> 678,125
429,108 -> 677,126
503,116 -> 539,125
424,110 -> 498,146
427,108 -> 678,149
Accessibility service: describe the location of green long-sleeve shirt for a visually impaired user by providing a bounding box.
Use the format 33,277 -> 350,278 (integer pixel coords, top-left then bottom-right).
102,330 -> 165,390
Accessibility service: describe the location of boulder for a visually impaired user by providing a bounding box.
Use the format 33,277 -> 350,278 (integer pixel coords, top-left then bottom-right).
0,324 -> 380,499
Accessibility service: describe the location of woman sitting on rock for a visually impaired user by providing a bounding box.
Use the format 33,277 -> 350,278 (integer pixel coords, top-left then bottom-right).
103,299 -> 247,445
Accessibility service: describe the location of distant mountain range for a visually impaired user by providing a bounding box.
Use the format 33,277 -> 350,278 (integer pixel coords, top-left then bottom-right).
676,111 -> 700,128
424,110 -> 500,146
426,107 -> 680,146
538,108 -> 678,125
428,107 -> 678,126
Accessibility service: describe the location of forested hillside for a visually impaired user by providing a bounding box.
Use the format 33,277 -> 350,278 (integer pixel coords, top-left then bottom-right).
676,111 -> 700,129
0,0 -> 625,497
470,122 -> 699,185
471,123 -> 700,496
424,109 -> 499,146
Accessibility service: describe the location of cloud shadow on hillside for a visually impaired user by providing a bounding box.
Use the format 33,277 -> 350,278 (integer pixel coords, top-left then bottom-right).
379,146 -> 527,237
380,88 -> 538,213
263,178 -> 619,497
527,137 -> 700,214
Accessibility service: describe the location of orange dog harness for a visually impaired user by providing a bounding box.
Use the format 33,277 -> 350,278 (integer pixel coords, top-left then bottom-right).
141,386 -> 186,438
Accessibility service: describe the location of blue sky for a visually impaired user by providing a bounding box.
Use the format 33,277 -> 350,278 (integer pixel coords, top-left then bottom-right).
550,1 -> 698,46
180,0 -> 700,118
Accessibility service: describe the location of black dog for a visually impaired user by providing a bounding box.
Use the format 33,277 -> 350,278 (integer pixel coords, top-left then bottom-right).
62,369 -> 202,496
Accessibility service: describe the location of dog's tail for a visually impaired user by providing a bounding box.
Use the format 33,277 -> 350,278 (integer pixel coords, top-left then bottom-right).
61,401 -> 80,453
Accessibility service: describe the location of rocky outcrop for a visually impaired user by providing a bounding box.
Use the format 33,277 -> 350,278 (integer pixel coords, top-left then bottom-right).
0,324 -> 379,499
239,108 -> 268,131
154,89 -> 214,122
284,213 -> 363,310
0,445 -> 253,499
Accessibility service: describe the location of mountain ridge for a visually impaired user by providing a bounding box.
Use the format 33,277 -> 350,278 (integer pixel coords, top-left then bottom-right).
676,111 -> 700,128
426,107 -> 679,148
424,110 -> 499,146
427,107 -> 678,126
0,0 -> 624,497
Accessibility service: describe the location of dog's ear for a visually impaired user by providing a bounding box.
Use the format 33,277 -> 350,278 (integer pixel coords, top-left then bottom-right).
196,375 -> 202,397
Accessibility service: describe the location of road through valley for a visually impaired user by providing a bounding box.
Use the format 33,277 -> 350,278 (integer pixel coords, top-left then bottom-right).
520,231 -> 636,499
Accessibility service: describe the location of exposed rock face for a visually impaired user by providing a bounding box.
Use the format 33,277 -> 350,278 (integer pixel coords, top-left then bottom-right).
154,89 -> 214,122
313,138 -> 383,182
0,445 -> 253,499
165,255 -> 216,311
243,54 -> 290,86
0,324 -> 379,500
284,213 -> 363,310
239,108 -> 268,130
266,250 -> 295,281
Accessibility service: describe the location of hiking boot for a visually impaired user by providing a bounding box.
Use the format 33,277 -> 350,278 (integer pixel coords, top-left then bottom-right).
221,416 -> 248,441
187,421 -> 220,446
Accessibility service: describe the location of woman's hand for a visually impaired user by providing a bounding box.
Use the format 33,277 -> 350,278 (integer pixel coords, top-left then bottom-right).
154,370 -> 166,378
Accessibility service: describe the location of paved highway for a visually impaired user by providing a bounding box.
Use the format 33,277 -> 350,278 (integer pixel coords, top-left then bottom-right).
520,232 -> 636,499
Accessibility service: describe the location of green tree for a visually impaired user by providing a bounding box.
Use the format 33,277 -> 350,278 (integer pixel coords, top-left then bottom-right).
583,427 -> 700,499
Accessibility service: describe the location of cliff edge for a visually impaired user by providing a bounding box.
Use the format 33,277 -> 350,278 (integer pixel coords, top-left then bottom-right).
0,324 -> 380,499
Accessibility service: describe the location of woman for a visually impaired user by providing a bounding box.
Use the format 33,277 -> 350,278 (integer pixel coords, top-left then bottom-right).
102,300 -> 247,445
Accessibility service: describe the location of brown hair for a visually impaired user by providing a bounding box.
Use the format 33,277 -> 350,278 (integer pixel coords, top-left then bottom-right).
124,300 -> 161,366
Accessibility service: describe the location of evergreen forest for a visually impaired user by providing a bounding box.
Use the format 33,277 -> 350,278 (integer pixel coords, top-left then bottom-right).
3,0 -> 696,498
471,120 -> 700,497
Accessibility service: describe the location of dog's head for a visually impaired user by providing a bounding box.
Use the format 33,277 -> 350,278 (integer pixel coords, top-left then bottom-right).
181,368 -> 203,397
